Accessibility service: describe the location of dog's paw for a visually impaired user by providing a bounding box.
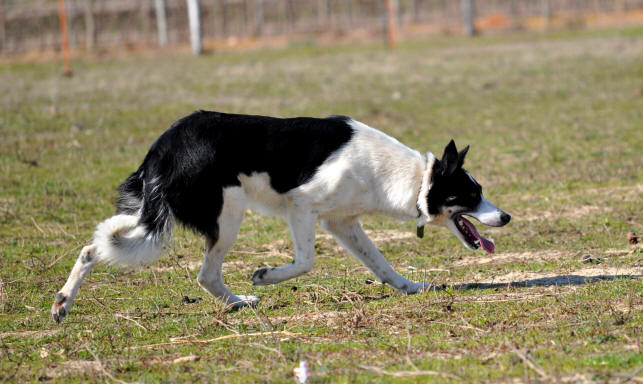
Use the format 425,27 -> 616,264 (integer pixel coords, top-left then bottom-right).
251,268 -> 272,286
51,292 -> 69,324
405,282 -> 437,295
229,295 -> 260,310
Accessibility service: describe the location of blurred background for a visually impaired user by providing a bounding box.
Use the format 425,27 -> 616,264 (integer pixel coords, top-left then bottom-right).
2,0 -> 643,57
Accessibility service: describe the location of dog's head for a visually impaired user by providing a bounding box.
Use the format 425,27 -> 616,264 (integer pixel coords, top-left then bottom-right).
417,140 -> 510,253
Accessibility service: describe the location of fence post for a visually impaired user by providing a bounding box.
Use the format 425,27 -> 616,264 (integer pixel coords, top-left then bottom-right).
254,0 -> 264,36
154,0 -> 168,47
140,0 -> 151,44
394,0 -> 400,27
0,2 -> 5,54
57,0 -> 72,76
542,0 -> 551,27
461,0 -> 475,36
84,0 -> 95,50
386,0 -> 397,50
187,0 -> 202,55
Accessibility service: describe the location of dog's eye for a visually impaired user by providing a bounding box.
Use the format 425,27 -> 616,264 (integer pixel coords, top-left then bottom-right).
446,196 -> 457,203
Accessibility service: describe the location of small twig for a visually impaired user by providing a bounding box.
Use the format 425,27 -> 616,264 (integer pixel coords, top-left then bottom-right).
30,216 -> 47,236
209,317 -> 239,334
128,330 -> 300,350
91,295 -> 107,308
55,223 -> 77,240
617,364 -> 643,384
228,250 -> 273,255
0,276 -> 8,312
86,347 -> 130,384
359,364 -> 460,380
505,338 -> 548,380
239,342 -> 287,361
47,244 -> 82,269
405,328 -> 419,371
431,320 -> 487,334
115,314 -> 147,332
458,315 -> 487,335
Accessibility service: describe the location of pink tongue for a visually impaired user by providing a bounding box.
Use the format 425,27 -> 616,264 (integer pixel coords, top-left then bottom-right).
461,217 -> 495,253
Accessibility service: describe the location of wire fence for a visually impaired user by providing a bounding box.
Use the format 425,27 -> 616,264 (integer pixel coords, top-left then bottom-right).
1,0 -> 642,54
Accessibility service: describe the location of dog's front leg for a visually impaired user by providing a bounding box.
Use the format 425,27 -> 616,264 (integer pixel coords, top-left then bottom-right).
322,217 -> 431,294
252,208 -> 317,285
51,244 -> 98,323
197,187 -> 259,309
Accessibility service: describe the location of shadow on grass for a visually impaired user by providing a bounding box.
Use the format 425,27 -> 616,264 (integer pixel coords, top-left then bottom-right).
450,274 -> 642,290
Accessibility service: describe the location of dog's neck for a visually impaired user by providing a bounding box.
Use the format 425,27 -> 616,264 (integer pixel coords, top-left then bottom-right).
415,152 -> 436,237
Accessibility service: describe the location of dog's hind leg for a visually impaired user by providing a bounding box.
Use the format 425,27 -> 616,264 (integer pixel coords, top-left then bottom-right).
196,187 -> 259,309
51,244 -> 98,323
321,217 -> 431,295
251,207 -> 317,286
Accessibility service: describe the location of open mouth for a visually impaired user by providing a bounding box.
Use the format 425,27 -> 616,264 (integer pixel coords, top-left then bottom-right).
453,214 -> 495,253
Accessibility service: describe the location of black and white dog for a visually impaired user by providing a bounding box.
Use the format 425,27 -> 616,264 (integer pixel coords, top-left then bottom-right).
51,111 -> 510,323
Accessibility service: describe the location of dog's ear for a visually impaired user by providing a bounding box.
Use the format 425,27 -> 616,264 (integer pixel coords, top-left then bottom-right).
441,139 -> 459,175
457,145 -> 469,169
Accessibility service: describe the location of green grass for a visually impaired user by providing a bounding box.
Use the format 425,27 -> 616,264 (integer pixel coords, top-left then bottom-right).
1,27 -> 642,383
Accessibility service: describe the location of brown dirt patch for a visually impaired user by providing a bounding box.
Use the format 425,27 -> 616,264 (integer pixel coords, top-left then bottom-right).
465,266 -> 642,287
514,184 -> 642,203
521,204 -> 610,222
454,249 -> 571,267
0,329 -> 59,340
454,244 -> 642,267
51,360 -> 103,377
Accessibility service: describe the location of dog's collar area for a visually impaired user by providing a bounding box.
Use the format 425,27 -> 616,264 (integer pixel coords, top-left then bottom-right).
415,152 -> 436,237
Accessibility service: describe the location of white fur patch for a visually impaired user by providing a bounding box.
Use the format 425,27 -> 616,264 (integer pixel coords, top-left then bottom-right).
93,214 -> 164,266
416,152 -> 436,227
294,119 -> 425,220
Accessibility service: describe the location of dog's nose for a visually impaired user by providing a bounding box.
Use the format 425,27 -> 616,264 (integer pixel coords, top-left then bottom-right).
500,212 -> 511,225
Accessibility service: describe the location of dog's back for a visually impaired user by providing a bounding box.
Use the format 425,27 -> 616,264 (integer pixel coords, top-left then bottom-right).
121,111 -> 355,237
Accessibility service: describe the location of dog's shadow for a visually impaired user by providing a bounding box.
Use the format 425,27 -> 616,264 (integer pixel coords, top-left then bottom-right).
449,273 -> 642,291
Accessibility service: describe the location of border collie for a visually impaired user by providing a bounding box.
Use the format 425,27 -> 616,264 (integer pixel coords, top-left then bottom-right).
51,111 -> 510,323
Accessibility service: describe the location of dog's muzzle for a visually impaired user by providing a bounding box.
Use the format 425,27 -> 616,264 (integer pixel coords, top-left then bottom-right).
466,197 -> 510,227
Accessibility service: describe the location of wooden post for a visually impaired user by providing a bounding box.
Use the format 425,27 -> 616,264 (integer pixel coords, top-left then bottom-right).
57,0 -> 72,76
317,0 -> 326,27
66,0 -> 76,48
187,0 -> 202,55
154,0 -> 168,47
542,0 -> 551,27
254,0 -> 264,36
84,0 -> 95,50
394,0 -> 400,27
411,0 -> 419,24
461,0 -> 475,36
385,0 -> 397,50
140,0 -> 151,44
0,2 -> 5,54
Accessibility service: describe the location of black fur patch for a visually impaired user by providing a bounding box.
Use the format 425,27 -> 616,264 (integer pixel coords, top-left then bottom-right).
252,267 -> 270,283
119,111 -> 355,238
427,140 -> 481,216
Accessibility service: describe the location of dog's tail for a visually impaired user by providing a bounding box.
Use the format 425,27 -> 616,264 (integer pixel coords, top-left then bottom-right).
93,167 -> 172,266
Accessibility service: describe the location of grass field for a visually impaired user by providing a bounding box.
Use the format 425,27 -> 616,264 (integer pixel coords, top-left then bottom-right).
1,27 -> 642,383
